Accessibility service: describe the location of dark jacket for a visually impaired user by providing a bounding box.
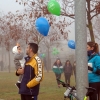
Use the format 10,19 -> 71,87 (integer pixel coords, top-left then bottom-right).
17,54 -> 43,96
63,64 -> 72,74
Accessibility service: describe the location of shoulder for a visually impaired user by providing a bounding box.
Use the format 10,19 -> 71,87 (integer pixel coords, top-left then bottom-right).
92,54 -> 100,59
89,55 -> 100,64
35,56 -> 42,62
33,56 -> 42,65
94,55 -> 100,61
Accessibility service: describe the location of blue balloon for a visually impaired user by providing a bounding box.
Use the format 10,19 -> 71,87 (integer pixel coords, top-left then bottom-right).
35,17 -> 50,36
68,40 -> 75,49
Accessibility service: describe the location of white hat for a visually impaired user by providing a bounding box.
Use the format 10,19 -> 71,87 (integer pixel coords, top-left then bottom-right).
12,46 -> 18,54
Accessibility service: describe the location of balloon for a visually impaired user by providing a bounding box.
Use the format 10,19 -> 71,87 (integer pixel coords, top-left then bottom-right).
68,40 -> 75,49
47,0 -> 61,16
52,47 -> 59,55
35,17 -> 50,36
42,54 -> 46,58
40,53 -> 46,58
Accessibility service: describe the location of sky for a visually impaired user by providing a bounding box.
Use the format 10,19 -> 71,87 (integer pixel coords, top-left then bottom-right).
0,0 -> 25,14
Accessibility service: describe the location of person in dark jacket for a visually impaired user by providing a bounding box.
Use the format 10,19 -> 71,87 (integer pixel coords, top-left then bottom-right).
63,60 -> 72,85
87,41 -> 100,100
16,43 -> 43,100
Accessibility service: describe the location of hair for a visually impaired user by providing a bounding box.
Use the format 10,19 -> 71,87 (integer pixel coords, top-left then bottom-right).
87,41 -> 99,53
54,58 -> 62,66
28,43 -> 38,54
64,60 -> 72,66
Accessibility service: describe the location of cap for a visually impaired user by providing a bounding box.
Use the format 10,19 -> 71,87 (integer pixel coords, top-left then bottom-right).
12,46 -> 18,54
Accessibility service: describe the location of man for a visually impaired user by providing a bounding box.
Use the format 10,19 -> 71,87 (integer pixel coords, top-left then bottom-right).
16,43 -> 43,100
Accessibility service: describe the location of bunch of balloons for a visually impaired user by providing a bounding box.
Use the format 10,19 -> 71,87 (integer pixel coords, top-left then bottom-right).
47,0 -> 61,16
68,40 -> 75,49
52,47 -> 59,55
35,17 -> 50,36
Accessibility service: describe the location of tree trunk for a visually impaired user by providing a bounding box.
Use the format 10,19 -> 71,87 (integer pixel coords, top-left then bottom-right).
87,0 -> 95,42
87,22 -> 95,42
46,47 -> 50,72
1,46 -> 3,71
8,50 -> 10,73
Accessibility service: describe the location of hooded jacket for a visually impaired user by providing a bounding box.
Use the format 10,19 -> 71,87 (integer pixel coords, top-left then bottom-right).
88,53 -> 100,83
19,54 -> 43,96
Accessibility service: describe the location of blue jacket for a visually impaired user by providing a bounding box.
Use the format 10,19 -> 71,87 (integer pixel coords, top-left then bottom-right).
19,54 -> 43,96
88,53 -> 100,83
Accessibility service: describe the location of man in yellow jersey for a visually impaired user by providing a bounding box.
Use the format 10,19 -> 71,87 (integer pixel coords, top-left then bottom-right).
16,43 -> 43,100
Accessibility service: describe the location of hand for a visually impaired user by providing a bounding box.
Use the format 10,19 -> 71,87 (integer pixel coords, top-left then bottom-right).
88,66 -> 93,71
17,67 -> 24,75
96,69 -> 100,75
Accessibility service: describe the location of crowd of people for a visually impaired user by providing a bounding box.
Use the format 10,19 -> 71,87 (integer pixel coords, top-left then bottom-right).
52,41 -> 100,100
12,41 -> 100,100
52,58 -> 76,87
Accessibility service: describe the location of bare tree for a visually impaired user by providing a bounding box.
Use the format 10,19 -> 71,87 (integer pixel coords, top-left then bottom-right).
0,12 -> 26,72
16,0 -> 100,42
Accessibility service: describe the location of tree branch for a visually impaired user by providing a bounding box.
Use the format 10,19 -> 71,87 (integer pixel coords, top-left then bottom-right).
61,13 -> 75,19
91,13 -> 99,20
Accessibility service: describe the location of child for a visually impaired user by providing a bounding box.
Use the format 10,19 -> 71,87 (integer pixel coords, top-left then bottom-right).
12,43 -> 25,89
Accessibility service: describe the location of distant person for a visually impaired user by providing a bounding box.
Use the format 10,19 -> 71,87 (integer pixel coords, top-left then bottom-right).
63,60 -> 72,86
0,60 -> 4,71
87,41 -> 100,100
52,58 -> 63,88
73,61 -> 76,82
12,43 -> 25,89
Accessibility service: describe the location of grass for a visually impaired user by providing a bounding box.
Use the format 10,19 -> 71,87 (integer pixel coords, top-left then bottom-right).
0,72 -> 75,100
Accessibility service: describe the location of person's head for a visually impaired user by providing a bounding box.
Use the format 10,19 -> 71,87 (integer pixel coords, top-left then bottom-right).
87,41 -> 99,56
65,60 -> 71,66
56,59 -> 61,65
54,58 -> 62,66
26,43 -> 38,57
12,43 -> 21,54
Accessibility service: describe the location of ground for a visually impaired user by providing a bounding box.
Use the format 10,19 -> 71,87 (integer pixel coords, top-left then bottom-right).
0,71 -> 75,100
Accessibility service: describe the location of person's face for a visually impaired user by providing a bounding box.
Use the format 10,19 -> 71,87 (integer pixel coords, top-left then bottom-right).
26,45 -> 31,56
87,45 -> 94,51
57,60 -> 60,64
66,61 -> 70,64
17,46 -> 21,53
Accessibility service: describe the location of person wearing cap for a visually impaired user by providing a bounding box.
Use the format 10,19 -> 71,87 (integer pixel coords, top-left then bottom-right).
12,43 -> 25,89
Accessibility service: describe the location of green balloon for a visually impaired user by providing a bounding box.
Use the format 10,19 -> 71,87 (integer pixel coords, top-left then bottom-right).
53,47 -> 57,51
52,48 -> 59,55
52,51 -> 56,55
47,0 -> 61,16
42,54 -> 45,58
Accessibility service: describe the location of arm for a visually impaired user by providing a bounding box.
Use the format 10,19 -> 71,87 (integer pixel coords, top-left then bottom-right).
27,58 -> 43,88
14,53 -> 24,60
93,56 -> 100,72
89,56 -> 100,73
94,56 -> 100,74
